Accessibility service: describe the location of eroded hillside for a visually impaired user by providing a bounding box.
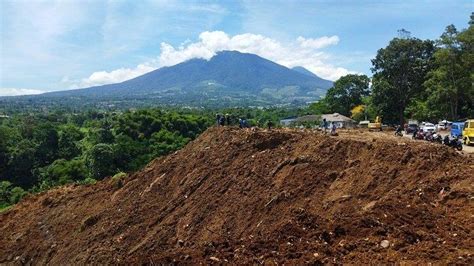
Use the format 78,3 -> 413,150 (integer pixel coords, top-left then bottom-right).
1,127 -> 473,264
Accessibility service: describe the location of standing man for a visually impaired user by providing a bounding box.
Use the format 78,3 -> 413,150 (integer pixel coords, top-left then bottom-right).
322,118 -> 328,134
331,122 -> 337,136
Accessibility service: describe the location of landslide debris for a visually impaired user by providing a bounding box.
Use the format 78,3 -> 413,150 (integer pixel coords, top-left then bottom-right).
1,127 -> 473,264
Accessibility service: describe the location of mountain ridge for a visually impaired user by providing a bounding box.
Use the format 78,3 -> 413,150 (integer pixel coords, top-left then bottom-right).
4,51 -> 334,107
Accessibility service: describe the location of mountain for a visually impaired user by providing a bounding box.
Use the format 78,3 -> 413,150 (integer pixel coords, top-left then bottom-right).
292,66 -> 334,87
9,51 -> 335,108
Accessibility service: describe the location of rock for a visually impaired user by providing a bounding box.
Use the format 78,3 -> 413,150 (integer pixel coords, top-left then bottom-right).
313,253 -> 319,258
177,239 -> 184,247
380,240 -> 390,248
210,256 -> 220,262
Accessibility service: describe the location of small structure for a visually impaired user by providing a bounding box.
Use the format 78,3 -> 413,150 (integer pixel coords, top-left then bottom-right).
321,113 -> 357,128
359,120 -> 370,128
283,113 -> 356,128
279,116 -> 297,126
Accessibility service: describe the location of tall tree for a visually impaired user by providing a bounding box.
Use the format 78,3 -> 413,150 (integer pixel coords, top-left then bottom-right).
324,74 -> 370,116
424,23 -> 473,120
86,144 -> 116,179
371,36 -> 435,124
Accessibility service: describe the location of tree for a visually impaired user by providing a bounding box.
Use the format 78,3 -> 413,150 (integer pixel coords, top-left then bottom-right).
350,105 -> 366,121
308,99 -> 331,114
33,123 -> 59,166
424,24 -> 473,120
40,158 -> 88,185
86,144 -> 116,179
0,181 -> 12,207
9,187 -> 27,204
371,36 -> 435,124
6,140 -> 37,188
58,125 -> 84,160
325,74 -> 370,116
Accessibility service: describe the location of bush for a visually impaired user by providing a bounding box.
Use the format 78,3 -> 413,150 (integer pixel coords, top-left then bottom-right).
80,177 -> 97,185
10,187 -> 27,204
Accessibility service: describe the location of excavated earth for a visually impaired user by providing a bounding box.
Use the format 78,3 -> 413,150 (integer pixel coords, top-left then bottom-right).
1,127 -> 473,264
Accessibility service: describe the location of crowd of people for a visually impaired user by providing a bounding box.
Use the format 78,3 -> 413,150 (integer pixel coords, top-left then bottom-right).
216,114 -> 275,130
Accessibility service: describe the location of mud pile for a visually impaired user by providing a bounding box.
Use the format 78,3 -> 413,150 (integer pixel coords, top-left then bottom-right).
1,127 -> 473,264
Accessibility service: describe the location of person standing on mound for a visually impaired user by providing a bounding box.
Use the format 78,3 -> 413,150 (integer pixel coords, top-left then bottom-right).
331,122 -> 337,136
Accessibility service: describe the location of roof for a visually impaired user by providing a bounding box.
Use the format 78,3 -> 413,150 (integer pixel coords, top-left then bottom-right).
295,115 -> 320,122
294,113 -> 356,123
321,113 -> 355,123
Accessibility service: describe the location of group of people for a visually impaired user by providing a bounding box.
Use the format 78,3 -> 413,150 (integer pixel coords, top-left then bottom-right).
216,114 -> 250,129
216,114 -> 274,130
321,118 -> 338,135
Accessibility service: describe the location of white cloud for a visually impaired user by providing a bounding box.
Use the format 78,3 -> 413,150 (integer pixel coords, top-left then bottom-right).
77,64 -> 156,88
77,31 -> 356,87
296,36 -> 339,49
0,88 -> 45,96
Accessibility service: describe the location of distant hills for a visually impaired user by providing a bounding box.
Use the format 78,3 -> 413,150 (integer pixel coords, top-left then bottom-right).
4,51 -> 334,108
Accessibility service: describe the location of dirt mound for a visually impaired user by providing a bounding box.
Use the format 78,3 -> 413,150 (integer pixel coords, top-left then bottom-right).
1,127 -> 473,264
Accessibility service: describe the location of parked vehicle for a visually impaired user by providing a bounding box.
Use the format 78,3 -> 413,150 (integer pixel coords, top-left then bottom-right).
413,130 -> 425,140
424,132 -> 434,141
443,135 -> 463,151
368,116 -> 382,131
405,123 -> 419,134
432,133 -> 443,144
451,122 -> 465,138
422,123 -> 436,133
462,119 -> 474,145
437,120 -> 451,130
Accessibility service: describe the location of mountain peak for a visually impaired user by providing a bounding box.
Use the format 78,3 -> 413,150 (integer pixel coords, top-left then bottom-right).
40,51 -> 334,107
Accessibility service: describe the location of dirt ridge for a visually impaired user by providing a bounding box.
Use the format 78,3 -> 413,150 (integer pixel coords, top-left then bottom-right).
1,127 -> 473,264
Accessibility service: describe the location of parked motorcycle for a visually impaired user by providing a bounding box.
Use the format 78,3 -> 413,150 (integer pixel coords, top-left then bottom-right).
443,135 -> 463,151
412,130 -> 425,140
431,133 -> 443,144
424,132 -> 434,141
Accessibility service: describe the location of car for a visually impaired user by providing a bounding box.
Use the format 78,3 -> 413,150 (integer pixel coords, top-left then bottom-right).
462,119 -> 474,145
451,122 -> 465,138
422,123 -> 436,133
405,123 -> 419,134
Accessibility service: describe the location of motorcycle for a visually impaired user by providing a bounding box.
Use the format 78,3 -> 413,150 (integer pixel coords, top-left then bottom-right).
431,133 -> 443,144
443,136 -> 463,151
412,131 -> 425,140
424,132 -> 434,141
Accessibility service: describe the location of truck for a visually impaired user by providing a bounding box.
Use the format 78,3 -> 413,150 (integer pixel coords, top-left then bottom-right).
450,122 -> 464,138
462,119 -> 474,145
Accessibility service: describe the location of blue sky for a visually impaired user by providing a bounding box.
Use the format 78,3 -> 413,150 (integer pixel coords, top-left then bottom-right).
0,0 -> 472,96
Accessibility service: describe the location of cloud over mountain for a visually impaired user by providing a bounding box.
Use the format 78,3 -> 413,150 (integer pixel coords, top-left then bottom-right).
78,31 -> 355,88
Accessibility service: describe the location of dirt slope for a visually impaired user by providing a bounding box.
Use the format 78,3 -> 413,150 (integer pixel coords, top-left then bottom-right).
1,127 -> 473,264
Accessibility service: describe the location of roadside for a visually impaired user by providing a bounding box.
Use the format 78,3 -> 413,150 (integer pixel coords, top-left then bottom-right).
401,130 -> 474,154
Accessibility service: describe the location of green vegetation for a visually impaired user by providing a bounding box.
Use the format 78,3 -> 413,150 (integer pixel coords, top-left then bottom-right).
0,109 -> 212,206
0,107 -> 305,208
310,14 -> 473,124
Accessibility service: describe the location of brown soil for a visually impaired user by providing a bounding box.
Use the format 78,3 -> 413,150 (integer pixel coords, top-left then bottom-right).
1,127 -> 473,264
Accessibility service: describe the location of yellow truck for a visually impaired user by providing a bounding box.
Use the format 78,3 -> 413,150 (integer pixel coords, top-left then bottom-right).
368,116 -> 382,131
462,119 -> 474,145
